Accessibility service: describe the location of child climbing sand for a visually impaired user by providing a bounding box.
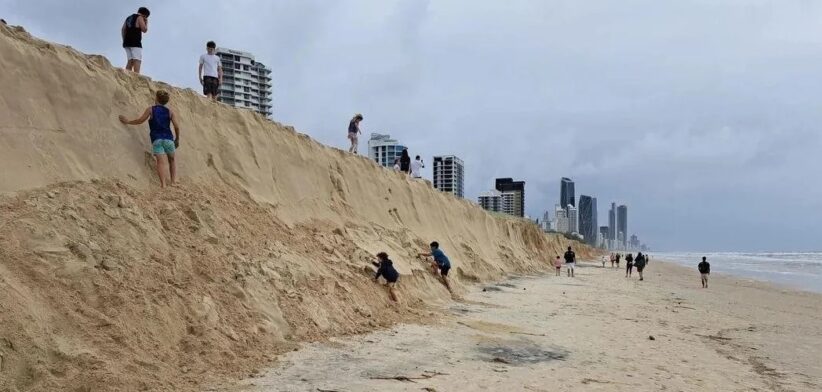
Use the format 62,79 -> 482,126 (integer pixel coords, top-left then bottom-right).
418,241 -> 453,293
372,252 -> 399,302
119,90 -> 181,187
554,256 -> 562,276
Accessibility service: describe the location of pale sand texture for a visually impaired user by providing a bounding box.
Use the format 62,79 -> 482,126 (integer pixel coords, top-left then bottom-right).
0,24 -> 595,391
221,261 -> 822,392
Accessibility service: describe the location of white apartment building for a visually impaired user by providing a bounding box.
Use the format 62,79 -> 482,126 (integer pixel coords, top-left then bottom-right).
567,204 -> 578,234
433,155 -> 464,198
216,48 -> 273,117
555,205 -> 569,233
478,190 -> 505,212
367,133 -> 406,167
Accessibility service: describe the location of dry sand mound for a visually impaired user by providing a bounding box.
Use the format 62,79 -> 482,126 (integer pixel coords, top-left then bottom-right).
0,24 -> 595,391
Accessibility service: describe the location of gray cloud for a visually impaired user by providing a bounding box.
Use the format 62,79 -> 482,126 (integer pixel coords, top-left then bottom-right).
3,0 -> 821,251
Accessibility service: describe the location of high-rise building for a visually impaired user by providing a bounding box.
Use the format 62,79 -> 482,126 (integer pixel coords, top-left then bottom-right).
567,204 -> 578,234
617,205 -> 628,248
555,205 -> 569,233
478,190 -> 505,212
630,234 -> 640,249
216,47 -> 273,117
599,226 -> 609,247
367,133 -> 406,168
578,195 -> 598,246
608,202 -> 616,241
433,155 -> 464,198
560,177 -> 575,211
495,178 -> 525,217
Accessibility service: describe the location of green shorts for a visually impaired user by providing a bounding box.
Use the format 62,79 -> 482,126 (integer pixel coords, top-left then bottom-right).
152,139 -> 175,155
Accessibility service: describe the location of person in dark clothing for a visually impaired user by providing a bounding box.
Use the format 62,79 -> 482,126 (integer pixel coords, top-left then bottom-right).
615,253 -> 621,268
625,253 -> 634,277
399,149 -> 411,174
564,246 -> 576,277
121,7 -> 150,74
372,252 -> 399,301
418,241 -> 453,293
348,113 -> 363,153
698,256 -> 711,288
634,252 -> 646,281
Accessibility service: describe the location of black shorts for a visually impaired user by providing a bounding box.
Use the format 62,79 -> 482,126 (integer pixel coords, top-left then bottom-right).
203,76 -> 219,96
440,266 -> 451,277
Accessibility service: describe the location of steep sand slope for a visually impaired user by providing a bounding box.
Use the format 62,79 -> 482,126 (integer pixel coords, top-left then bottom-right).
0,24 -> 594,391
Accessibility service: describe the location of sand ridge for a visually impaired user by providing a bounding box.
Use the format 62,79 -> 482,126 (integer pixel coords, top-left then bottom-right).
0,24 -> 595,391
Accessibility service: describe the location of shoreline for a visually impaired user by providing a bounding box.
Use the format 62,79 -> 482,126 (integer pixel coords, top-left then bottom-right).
215,259 -> 822,391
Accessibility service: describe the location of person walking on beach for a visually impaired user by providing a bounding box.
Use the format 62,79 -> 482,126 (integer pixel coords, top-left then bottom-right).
347,113 -> 363,153
198,41 -> 223,101
610,252 -> 615,268
118,90 -> 181,187
410,155 -> 424,179
625,253 -> 634,277
372,252 -> 399,302
564,246 -> 576,277
634,252 -> 646,281
399,149 -> 411,174
554,256 -> 562,276
615,253 -> 621,268
601,254 -> 608,268
419,242 -> 453,293
698,256 -> 711,288
121,7 -> 150,74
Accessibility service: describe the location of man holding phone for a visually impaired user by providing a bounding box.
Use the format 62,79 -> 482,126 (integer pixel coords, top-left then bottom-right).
122,7 -> 150,74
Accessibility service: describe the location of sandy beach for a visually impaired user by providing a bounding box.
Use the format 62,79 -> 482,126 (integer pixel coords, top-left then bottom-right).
216,260 -> 822,392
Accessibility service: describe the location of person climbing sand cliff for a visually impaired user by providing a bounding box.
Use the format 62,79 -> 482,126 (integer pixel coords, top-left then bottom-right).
118,90 -> 181,187
418,241 -> 453,293
372,252 -> 399,302
348,113 -> 363,153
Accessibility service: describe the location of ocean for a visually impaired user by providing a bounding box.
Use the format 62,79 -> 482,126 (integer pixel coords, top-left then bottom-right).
655,252 -> 822,294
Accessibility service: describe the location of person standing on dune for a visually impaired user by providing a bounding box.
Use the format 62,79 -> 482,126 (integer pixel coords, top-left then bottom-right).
410,155 -> 424,179
122,7 -> 150,74
399,149 -> 411,175
348,113 -> 363,153
198,41 -> 223,101
119,90 -> 181,188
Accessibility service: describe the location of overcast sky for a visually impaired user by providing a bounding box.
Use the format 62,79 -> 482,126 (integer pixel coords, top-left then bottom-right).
3,0 -> 822,252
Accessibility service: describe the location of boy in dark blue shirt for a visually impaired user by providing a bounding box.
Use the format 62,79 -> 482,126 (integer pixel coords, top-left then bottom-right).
119,90 -> 181,187
372,252 -> 399,301
418,241 -> 453,293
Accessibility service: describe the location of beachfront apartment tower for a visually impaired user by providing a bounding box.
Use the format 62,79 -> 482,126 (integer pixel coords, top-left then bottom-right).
560,177 -> 575,211
617,205 -> 628,248
478,190 -> 505,213
567,204 -> 579,234
495,178 -> 525,217
367,133 -> 406,168
433,155 -> 464,198
579,195 -> 598,246
555,205 -> 569,233
599,226 -> 610,248
215,48 -> 273,117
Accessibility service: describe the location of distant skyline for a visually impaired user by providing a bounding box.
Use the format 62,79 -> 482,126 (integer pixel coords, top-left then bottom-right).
4,0 -> 822,252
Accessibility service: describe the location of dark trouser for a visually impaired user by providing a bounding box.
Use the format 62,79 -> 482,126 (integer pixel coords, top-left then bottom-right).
626,263 -> 633,274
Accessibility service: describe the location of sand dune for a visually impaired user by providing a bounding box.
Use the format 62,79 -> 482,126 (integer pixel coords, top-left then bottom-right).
0,24 -> 594,391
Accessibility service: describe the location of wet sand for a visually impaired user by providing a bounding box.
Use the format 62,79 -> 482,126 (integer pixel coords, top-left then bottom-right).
212,260 -> 822,391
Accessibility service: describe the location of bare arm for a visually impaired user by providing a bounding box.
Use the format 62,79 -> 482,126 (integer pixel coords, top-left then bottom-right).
218,63 -> 223,84
170,109 -> 181,147
118,107 -> 151,125
198,62 -> 203,84
138,16 -> 147,33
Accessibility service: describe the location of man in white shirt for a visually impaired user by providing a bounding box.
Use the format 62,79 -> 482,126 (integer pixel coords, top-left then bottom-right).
199,41 -> 223,101
410,155 -> 424,178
